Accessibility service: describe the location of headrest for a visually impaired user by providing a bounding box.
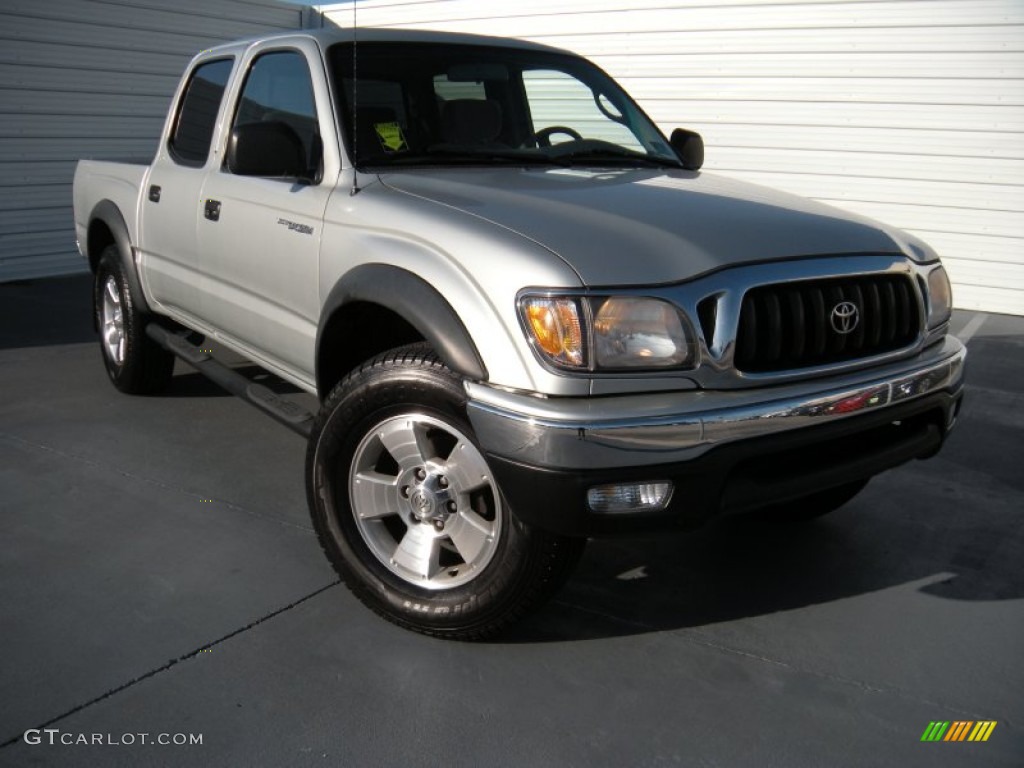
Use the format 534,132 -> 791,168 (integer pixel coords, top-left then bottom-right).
441,99 -> 502,145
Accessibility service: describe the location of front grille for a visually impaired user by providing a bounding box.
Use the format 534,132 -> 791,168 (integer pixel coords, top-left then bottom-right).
733,274 -> 920,372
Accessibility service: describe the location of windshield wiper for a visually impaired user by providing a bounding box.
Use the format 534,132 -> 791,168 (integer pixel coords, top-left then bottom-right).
550,146 -> 682,169
365,144 -> 681,170
382,147 -> 564,167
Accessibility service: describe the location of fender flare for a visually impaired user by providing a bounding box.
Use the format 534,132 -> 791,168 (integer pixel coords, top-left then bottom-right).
318,264 -> 488,382
88,199 -> 152,315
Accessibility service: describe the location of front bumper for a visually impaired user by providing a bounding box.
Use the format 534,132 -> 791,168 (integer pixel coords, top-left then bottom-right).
466,337 -> 966,535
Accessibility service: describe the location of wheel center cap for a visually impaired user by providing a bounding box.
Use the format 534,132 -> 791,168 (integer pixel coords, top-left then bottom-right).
410,489 -> 435,520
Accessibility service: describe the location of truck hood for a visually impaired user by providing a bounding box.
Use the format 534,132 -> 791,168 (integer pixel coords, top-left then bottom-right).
380,168 -> 912,286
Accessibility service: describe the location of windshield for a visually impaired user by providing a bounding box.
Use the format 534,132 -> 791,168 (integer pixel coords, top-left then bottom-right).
328,41 -> 680,169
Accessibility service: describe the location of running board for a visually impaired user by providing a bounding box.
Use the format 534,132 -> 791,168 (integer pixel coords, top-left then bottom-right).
146,324 -> 314,438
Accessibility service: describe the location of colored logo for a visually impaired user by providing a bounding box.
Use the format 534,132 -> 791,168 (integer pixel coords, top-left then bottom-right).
830,301 -> 860,334
921,721 -> 997,742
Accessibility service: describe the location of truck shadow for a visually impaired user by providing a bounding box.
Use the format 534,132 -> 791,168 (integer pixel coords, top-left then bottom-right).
507,493 -> 1021,643
507,433 -> 1022,643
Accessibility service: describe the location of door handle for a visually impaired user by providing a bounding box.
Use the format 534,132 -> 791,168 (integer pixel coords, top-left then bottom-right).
204,199 -> 221,222
148,185 -> 161,203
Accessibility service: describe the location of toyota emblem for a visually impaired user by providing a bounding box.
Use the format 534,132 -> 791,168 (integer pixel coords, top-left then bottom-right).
830,301 -> 860,335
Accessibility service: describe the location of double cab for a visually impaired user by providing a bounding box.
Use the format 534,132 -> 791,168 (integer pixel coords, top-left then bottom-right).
73,28 -> 966,638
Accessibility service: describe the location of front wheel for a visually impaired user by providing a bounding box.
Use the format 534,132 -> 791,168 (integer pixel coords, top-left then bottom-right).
306,344 -> 584,639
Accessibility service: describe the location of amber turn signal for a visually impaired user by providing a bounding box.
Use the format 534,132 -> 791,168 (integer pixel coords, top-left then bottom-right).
521,298 -> 585,368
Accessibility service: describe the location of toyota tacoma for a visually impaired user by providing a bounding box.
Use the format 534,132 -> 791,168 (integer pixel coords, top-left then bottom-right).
73,28 -> 966,639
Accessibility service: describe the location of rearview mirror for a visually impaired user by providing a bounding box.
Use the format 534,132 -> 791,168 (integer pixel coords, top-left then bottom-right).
670,128 -> 704,171
226,121 -> 309,179
446,63 -> 510,82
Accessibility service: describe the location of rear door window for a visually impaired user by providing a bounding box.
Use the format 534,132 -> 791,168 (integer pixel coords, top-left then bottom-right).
169,58 -> 234,166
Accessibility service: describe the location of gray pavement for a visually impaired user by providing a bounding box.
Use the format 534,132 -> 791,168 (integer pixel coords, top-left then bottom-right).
1,274 -> 1021,767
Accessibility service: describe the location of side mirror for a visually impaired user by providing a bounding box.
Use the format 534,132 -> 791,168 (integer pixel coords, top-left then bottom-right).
226,121 -> 308,179
670,128 -> 704,171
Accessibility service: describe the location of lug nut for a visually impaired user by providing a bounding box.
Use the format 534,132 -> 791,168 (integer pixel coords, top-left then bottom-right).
432,519 -> 445,531
415,468 -> 426,481
438,476 -> 449,489
446,501 -> 457,513
400,485 -> 410,498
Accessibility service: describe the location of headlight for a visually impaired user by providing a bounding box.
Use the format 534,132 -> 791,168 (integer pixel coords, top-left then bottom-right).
519,294 -> 695,371
593,297 -> 692,368
926,265 -> 953,328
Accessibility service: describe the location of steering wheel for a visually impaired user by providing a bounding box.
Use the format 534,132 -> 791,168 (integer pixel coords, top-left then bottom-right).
535,125 -> 583,148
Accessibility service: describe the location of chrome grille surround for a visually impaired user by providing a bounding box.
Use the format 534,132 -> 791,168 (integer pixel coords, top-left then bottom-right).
579,254 -> 944,390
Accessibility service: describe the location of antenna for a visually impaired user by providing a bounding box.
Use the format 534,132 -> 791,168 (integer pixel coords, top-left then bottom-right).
350,0 -> 360,195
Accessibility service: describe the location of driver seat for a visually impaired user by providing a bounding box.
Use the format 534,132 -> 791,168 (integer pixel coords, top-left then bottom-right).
440,99 -> 503,145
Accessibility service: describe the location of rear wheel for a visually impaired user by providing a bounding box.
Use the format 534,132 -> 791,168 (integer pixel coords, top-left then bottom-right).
94,246 -> 174,394
762,478 -> 870,522
306,343 -> 584,639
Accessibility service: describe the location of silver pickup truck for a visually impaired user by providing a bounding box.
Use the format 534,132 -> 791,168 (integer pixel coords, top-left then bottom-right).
73,28 -> 965,639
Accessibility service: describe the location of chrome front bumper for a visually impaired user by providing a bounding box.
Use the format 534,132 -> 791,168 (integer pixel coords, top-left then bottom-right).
466,337 -> 966,471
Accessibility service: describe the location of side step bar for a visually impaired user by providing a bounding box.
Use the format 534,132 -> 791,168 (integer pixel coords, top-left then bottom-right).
146,324 -> 314,438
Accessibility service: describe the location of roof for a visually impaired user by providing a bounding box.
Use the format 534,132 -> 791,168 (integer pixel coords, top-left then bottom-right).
197,26 -> 571,59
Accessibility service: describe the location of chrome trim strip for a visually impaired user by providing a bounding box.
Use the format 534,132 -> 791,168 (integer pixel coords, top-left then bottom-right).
466,339 -> 965,469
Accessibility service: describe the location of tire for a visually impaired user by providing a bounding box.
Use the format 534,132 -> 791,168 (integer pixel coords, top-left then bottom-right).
761,478 -> 870,522
94,246 -> 175,394
306,343 -> 585,640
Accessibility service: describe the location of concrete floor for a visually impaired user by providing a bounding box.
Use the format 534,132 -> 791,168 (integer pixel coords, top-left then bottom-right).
0,274 -> 1021,767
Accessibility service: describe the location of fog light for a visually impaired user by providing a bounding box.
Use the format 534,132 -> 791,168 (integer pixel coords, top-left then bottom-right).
587,481 -> 674,513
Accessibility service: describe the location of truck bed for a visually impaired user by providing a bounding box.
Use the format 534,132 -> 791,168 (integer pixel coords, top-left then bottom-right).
73,160 -> 149,262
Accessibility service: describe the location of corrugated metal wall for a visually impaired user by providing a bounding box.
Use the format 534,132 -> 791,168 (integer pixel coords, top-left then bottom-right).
0,0 -> 310,281
322,0 -> 1024,315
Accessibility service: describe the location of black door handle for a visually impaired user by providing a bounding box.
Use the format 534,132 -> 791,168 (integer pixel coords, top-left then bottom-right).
204,199 -> 221,221
148,185 -> 161,203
